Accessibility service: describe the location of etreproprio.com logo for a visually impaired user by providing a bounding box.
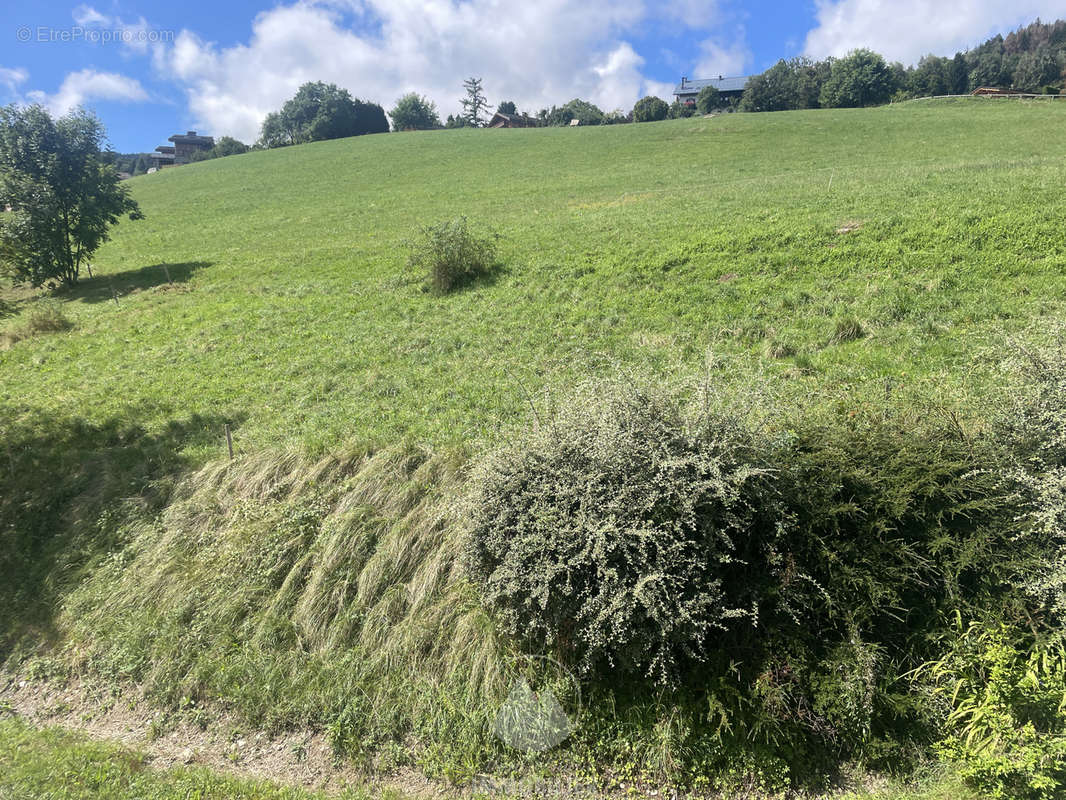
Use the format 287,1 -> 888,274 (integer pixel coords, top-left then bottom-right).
491,655 -> 582,753
16,26 -> 175,44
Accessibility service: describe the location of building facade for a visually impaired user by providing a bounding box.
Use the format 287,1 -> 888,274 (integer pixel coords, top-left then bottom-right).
149,131 -> 214,170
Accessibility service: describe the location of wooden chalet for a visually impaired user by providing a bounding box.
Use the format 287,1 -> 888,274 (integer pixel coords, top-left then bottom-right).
487,111 -> 536,128
971,86 -> 1031,97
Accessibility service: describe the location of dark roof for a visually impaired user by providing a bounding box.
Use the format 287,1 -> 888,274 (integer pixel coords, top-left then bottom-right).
673,76 -> 750,95
487,111 -> 535,127
168,131 -> 214,146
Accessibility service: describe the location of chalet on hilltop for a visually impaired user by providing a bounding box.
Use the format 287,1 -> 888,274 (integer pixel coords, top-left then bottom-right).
149,131 -> 214,170
673,75 -> 751,108
487,111 -> 536,128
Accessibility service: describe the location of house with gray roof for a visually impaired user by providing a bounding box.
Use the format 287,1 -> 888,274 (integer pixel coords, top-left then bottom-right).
673,75 -> 751,109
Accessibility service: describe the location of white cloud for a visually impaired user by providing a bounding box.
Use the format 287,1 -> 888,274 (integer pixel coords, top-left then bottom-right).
72,4 -> 110,27
26,69 -> 149,116
72,4 -> 159,54
694,34 -> 751,78
804,0 -> 1066,65
0,67 -> 29,95
152,0 -> 740,141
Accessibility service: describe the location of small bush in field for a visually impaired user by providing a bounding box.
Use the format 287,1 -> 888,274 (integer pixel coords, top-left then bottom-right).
405,216 -> 498,295
25,300 -> 73,334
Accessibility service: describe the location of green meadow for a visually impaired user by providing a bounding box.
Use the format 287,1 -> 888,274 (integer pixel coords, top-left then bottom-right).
3,99 -> 1064,453
2,98 -> 1066,798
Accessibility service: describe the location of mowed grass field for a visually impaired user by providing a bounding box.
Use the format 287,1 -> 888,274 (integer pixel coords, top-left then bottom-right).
3,99 -> 1065,456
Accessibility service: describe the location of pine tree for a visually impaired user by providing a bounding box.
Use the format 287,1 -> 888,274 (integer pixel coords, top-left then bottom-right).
949,52 -> 970,94
460,77 -> 489,128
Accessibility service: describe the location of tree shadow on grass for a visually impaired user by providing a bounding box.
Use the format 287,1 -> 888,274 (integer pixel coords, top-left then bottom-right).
63,261 -> 214,304
0,407 -> 243,662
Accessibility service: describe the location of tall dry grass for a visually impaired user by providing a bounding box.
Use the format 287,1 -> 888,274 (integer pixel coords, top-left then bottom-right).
61,442 -> 512,770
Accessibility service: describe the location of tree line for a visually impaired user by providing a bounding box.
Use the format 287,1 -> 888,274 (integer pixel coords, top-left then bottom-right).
257,17 -> 1066,144
739,18 -> 1066,113
115,15 -> 1066,170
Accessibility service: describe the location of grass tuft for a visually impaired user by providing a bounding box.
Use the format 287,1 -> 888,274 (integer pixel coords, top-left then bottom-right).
405,216 -> 499,295
1,299 -> 73,348
831,316 -> 866,344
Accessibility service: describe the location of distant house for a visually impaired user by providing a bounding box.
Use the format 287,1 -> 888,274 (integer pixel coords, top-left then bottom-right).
487,111 -> 536,128
971,86 -> 1028,97
672,75 -> 751,108
149,130 -> 214,169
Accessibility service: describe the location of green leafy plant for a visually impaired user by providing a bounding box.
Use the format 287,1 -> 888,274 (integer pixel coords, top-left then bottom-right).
918,622 -> 1066,800
465,376 -> 1036,778
632,96 -> 669,123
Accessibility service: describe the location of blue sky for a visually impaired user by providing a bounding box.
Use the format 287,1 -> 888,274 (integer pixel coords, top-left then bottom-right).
0,0 -> 1056,152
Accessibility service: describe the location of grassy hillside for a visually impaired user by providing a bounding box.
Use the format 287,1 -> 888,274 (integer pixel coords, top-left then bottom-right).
3,99 -> 1066,797
3,99 -> 1065,454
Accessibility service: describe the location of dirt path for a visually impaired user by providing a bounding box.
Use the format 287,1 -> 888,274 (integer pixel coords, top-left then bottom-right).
0,670 -> 451,798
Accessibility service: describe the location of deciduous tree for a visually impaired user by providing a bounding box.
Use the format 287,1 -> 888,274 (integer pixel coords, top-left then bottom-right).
0,105 -> 142,287
819,49 -> 897,108
632,95 -> 669,122
695,85 -> 721,113
389,93 -> 442,131
258,82 -> 387,147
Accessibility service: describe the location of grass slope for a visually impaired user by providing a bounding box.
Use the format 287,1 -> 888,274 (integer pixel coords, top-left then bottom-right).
2,99 -> 1066,794
3,100 -> 1065,455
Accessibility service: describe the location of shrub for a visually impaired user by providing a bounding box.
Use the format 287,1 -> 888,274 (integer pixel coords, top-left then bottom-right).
819,49 -> 898,108
405,217 -> 499,295
695,85 -> 721,114
998,335 -> 1066,623
465,377 -> 1035,770
464,381 -> 794,685
667,99 -> 696,119
389,93 -> 442,131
